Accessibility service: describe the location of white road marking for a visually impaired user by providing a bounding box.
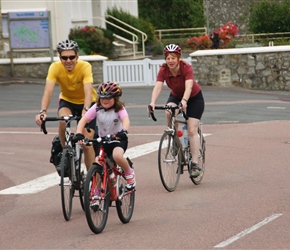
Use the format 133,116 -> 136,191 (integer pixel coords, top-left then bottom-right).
0,134 -> 211,195
0,151 -> 14,155
0,140 -> 160,195
267,106 -> 286,109
214,213 -> 283,248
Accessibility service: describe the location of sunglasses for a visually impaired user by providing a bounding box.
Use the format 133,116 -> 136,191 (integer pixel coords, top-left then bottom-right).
61,55 -> 76,61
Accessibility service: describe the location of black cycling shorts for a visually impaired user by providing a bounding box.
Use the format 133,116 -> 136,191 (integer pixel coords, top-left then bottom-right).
58,99 -> 96,130
167,90 -> 205,120
97,140 -> 128,158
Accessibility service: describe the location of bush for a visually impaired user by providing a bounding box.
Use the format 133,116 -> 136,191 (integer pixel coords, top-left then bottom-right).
249,0 -> 290,33
138,0 -> 205,29
69,26 -> 114,57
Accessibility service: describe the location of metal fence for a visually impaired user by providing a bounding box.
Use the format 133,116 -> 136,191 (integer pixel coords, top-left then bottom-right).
103,57 -> 191,87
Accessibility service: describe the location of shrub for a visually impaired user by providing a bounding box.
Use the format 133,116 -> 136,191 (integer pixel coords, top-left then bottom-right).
249,0 -> 290,33
69,26 -> 114,57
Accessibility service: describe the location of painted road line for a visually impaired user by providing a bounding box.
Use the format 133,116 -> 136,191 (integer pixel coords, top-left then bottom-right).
214,213 -> 283,248
0,140 -> 161,195
267,107 -> 286,109
0,134 -> 211,195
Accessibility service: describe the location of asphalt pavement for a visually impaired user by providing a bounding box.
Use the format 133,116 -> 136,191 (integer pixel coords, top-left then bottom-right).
1,78 -> 290,249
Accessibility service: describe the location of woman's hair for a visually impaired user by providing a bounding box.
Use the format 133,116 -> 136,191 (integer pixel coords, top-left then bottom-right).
162,53 -> 183,67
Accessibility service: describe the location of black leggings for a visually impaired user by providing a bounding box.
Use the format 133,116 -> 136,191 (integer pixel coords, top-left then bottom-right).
167,90 -> 204,120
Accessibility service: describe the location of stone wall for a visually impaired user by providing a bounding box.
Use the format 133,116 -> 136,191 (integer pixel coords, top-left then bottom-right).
206,0 -> 283,34
191,46 -> 290,90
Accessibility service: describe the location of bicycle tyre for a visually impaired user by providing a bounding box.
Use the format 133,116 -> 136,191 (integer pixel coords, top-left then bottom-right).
84,163 -> 110,234
116,174 -> 135,223
60,148 -> 74,221
191,130 -> 206,185
76,149 -> 85,210
158,132 -> 181,192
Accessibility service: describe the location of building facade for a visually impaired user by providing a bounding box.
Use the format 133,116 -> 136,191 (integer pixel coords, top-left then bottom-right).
0,0 -> 138,57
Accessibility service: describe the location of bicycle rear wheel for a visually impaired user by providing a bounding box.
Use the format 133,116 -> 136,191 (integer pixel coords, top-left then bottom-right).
60,148 -> 74,221
191,129 -> 206,185
116,173 -> 135,223
84,163 -> 110,234
158,132 -> 181,192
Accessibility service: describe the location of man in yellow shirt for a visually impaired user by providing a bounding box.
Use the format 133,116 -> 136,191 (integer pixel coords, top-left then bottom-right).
35,39 -> 96,172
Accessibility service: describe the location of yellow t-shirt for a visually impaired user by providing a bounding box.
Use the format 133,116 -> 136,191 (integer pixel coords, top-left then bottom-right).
46,60 -> 97,104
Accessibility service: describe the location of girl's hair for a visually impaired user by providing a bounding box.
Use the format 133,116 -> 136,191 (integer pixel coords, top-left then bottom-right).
97,96 -> 125,112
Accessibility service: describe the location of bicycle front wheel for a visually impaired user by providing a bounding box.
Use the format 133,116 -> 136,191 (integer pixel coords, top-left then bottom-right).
84,163 -> 110,234
76,149 -> 85,210
116,174 -> 135,223
60,148 -> 74,221
191,131 -> 206,185
158,132 -> 181,192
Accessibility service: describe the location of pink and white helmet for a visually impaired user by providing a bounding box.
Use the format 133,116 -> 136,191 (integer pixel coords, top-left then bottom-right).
163,44 -> 182,55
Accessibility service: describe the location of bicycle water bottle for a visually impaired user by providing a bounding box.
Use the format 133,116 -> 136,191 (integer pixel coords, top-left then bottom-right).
177,130 -> 183,145
182,125 -> 188,148
108,169 -> 117,187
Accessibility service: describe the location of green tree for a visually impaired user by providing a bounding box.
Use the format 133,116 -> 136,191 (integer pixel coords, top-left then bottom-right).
138,0 -> 205,29
249,0 -> 290,33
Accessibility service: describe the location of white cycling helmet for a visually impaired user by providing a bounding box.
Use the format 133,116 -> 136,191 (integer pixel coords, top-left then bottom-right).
57,39 -> 79,53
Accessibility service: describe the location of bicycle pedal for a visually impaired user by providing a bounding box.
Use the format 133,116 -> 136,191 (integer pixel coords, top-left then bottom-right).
90,201 -> 100,212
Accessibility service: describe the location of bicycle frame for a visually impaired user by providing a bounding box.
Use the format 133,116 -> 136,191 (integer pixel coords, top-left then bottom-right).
148,104 -> 206,191
87,136 -> 133,202
40,115 -> 85,220
83,135 -> 135,234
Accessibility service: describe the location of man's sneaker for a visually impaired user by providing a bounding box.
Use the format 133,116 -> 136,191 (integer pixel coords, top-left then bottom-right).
125,170 -> 136,190
190,162 -> 200,178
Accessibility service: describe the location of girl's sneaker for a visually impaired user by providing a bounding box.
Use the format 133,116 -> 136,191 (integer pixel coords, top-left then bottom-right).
125,170 -> 136,190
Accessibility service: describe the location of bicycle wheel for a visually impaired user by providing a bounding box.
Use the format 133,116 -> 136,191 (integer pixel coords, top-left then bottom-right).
116,174 -> 135,223
84,163 -> 110,234
76,149 -> 85,210
191,129 -> 206,185
158,132 -> 181,192
60,148 -> 74,221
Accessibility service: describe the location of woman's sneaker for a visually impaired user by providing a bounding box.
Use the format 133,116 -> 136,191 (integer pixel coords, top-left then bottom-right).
190,162 -> 200,178
125,170 -> 136,190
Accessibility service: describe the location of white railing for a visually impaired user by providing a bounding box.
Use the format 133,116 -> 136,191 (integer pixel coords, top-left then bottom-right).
106,15 -> 147,58
103,57 -> 192,87
155,27 -> 207,41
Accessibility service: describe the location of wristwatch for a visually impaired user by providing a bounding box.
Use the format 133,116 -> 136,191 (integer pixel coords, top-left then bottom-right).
83,106 -> 90,111
39,109 -> 46,114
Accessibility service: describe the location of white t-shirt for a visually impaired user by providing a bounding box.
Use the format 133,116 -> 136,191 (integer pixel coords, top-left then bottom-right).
84,103 -> 128,137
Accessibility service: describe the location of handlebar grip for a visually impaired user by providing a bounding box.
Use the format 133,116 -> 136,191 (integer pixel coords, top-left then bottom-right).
40,116 -> 48,134
148,105 -> 157,122
182,111 -> 188,120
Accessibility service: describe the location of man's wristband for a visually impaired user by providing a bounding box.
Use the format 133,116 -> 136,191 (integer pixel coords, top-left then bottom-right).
39,109 -> 46,114
182,98 -> 188,103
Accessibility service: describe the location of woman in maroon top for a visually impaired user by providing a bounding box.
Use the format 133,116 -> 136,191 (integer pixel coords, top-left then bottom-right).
149,44 -> 204,177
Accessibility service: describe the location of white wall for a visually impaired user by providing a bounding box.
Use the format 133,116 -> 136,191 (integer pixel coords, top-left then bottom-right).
1,0 -> 138,53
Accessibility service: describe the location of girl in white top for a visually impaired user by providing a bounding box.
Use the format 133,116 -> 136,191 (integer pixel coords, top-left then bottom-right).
75,81 -> 135,190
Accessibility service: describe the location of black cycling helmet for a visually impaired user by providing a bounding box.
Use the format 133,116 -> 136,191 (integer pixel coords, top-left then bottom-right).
163,44 -> 182,55
57,39 -> 79,53
97,81 -> 122,98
